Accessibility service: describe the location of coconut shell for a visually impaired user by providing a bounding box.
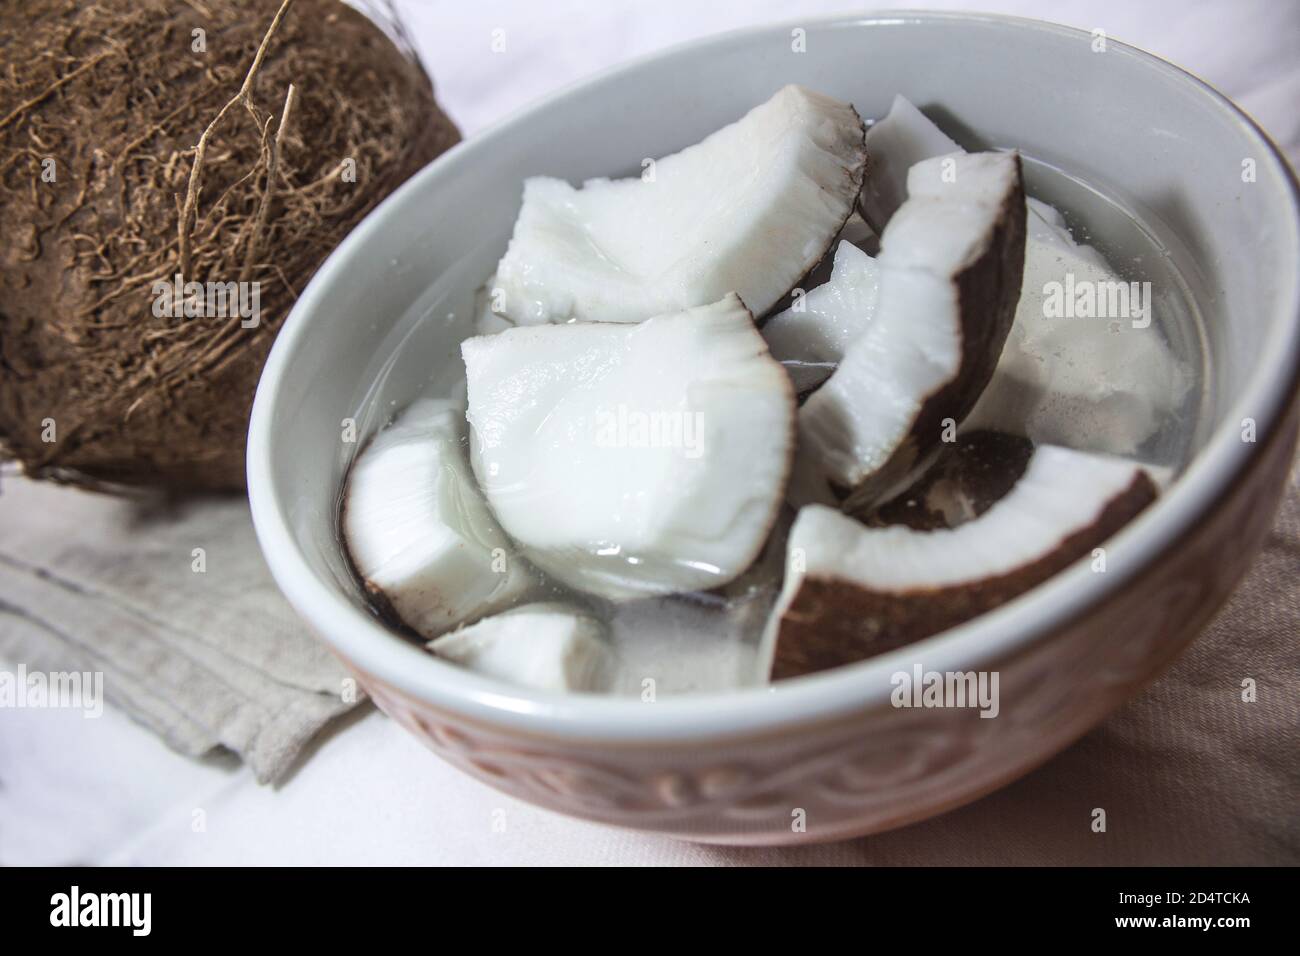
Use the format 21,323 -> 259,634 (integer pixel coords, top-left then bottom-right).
770,470 -> 1157,680
0,0 -> 459,491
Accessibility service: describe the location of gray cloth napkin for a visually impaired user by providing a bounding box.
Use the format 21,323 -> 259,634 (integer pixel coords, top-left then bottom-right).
0,472 -> 360,783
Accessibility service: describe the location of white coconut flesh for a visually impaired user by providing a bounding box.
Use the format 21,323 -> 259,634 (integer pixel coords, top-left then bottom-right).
342,397 -> 534,640
429,603 -> 612,692
461,294 -> 795,601
761,444 -> 1158,680
762,240 -> 881,393
965,199 -> 1192,454
790,150 -> 1026,511
492,85 -> 867,325
859,97 -> 1190,455
860,94 -> 962,231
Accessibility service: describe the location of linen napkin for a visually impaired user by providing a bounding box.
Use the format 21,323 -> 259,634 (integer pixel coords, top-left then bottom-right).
0,472 -> 359,784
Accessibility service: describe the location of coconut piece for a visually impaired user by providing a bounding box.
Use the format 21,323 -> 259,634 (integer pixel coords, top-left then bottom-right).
493,85 -> 867,325
860,94 -> 963,231
964,201 -> 1192,455
856,99 -> 1191,455
791,151 -> 1026,512
429,603 -> 612,692
342,398 -> 533,640
867,430 -> 1035,531
462,294 -> 795,601
762,445 -> 1158,680
763,241 -> 881,394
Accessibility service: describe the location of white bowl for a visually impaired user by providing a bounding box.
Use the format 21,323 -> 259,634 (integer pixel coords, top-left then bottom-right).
248,12 -> 1300,843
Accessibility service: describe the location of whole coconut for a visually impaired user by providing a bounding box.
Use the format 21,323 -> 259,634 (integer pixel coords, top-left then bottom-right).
0,0 -> 458,490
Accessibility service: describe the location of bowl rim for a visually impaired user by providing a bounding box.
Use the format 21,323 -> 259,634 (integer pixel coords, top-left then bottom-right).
247,9 -> 1300,744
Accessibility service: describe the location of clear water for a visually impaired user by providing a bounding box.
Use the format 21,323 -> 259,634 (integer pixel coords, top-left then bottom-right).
336,157 -> 1209,698
1014,156 -> 1211,468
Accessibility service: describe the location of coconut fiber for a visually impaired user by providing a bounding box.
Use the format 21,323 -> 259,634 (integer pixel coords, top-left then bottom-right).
0,0 -> 458,490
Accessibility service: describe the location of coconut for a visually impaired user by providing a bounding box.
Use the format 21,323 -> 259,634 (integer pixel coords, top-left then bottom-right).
859,94 -> 962,231
428,603 -> 614,693
761,445 -> 1158,680
461,294 -> 796,601
0,0 -> 458,491
341,397 -> 536,641
762,239 -> 881,395
493,85 -> 867,325
790,151 -> 1027,512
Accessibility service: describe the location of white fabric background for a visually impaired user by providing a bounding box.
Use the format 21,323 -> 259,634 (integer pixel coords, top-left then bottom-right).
1,0 -> 1297,865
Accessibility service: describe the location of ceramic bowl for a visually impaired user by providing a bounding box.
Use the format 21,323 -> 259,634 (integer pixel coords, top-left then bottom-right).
248,12 -> 1300,843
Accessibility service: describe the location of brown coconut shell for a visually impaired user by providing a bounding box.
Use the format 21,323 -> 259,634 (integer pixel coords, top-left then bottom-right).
770,470 -> 1158,680
0,0 -> 459,491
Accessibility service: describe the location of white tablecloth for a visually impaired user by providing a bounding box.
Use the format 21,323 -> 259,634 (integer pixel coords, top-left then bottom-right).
2,0 -> 1297,865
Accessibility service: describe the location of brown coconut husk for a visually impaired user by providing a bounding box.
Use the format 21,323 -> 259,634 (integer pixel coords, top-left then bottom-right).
0,0 -> 459,491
